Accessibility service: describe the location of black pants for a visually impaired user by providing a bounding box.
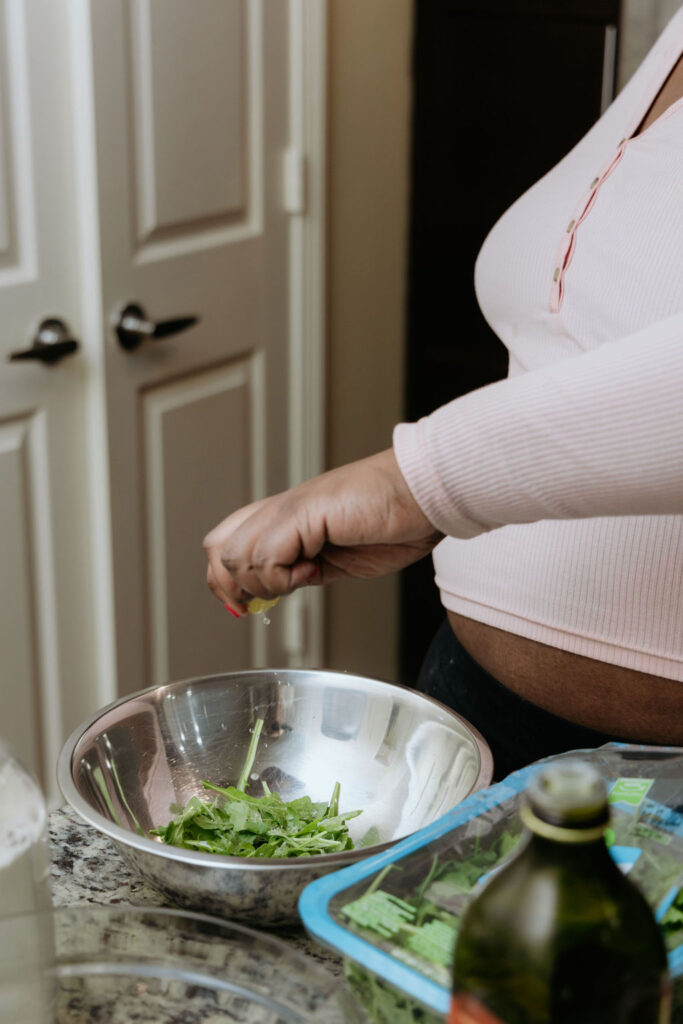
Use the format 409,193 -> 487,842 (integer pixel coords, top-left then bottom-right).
417,620 -> 624,782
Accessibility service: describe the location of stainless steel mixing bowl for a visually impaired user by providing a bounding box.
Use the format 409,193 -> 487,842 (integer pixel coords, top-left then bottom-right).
58,669 -> 493,926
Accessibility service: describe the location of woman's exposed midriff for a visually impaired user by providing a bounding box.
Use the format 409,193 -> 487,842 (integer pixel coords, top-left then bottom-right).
447,611 -> 683,745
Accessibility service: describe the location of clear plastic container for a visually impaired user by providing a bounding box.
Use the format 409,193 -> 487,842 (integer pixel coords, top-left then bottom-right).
0,905 -> 363,1023
300,744 -> 683,1020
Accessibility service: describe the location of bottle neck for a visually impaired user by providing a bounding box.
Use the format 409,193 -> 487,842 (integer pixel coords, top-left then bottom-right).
525,830 -> 613,866
520,801 -> 612,865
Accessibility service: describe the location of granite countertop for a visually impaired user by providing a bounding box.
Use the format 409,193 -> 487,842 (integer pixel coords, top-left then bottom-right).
48,805 -> 343,981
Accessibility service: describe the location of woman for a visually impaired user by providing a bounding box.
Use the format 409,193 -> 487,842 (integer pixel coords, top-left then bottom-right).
204,11 -> 683,779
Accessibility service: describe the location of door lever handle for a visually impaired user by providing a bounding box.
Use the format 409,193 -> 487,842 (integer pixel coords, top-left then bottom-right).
9,317 -> 80,366
114,302 -> 199,351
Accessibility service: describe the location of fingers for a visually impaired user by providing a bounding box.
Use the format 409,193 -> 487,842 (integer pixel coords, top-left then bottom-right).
212,492 -> 301,599
291,560 -> 319,589
204,502 -> 314,613
218,498 -> 324,598
203,503 -> 267,614
219,547 -> 318,600
206,543 -> 317,620
207,566 -> 246,618
206,545 -> 250,615
203,450 -> 431,610
202,498 -> 265,552
206,561 -> 229,604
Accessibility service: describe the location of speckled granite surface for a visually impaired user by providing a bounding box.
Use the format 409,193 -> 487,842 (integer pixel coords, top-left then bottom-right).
48,805 -> 343,980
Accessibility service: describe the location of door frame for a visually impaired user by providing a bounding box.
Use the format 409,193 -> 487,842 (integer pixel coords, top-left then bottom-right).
67,0 -> 328,709
285,0 -> 327,667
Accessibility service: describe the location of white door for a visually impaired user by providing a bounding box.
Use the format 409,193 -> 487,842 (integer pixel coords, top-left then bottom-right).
0,0 -> 97,796
0,0 -> 325,792
79,0 -> 317,696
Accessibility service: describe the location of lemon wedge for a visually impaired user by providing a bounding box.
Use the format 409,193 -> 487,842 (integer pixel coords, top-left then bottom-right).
247,596 -> 280,615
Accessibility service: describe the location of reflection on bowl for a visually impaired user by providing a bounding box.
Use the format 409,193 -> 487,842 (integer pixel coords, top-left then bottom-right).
58,670 -> 493,926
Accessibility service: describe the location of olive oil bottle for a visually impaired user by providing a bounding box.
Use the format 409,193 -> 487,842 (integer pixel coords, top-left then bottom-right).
450,760 -> 671,1023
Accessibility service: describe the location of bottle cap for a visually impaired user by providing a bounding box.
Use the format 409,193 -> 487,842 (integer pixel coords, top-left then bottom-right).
524,759 -> 609,831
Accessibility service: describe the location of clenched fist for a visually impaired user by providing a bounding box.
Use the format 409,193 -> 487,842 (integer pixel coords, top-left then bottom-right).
203,448 -> 443,616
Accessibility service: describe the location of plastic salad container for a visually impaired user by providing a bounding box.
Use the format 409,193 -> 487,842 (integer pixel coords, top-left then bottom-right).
0,904 -> 362,1024
299,744 -> 683,1022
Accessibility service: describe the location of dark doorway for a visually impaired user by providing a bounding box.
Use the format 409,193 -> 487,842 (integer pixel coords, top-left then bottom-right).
400,0 -> 621,684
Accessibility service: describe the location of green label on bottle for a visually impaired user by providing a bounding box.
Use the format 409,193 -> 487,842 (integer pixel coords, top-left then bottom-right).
609,777 -> 653,807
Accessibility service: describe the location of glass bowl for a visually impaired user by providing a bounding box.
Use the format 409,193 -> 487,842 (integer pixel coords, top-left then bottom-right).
0,904 -> 362,1023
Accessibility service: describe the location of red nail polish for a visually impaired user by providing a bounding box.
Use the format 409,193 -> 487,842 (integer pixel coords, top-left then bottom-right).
224,604 -> 240,618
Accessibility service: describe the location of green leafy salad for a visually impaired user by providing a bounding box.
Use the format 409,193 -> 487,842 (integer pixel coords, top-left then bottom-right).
662,886 -> 683,950
150,718 -> 362,858
339,830 -> 521,1023
342,828 -> 521,984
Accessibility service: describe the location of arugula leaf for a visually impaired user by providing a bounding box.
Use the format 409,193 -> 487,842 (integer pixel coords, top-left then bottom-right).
344,962 -> 443,1024
342,890 -> 416,938
661,885 -> 683,946
150,719 -> 361,859
339,827 -> 523,979
406,919 -> 457,967
235,717 -> 263,792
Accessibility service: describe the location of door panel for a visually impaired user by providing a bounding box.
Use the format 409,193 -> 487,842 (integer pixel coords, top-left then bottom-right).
0,0 -> 34,282
130,0 -> 246,239
143,356 -> 267,686
86,0 -> 291,696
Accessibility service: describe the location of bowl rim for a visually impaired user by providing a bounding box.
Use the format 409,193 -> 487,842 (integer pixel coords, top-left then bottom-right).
0,903 -> 357,1013
0,901 -> 324,960
57,668 -> 494,872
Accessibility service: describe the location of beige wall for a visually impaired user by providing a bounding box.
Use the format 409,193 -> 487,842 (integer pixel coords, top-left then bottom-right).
324,1 -> 413,681
618,0 -> 682,89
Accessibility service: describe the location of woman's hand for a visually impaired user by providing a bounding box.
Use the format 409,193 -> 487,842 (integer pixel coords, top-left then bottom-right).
203,448 -> 443,614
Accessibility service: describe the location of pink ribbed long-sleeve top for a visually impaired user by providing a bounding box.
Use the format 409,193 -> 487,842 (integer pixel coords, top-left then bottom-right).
393,10 -> 683,680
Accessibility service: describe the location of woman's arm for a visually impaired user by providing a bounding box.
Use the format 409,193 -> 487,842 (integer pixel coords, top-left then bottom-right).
205,311 -> 682,612
395,311 -> 683,538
